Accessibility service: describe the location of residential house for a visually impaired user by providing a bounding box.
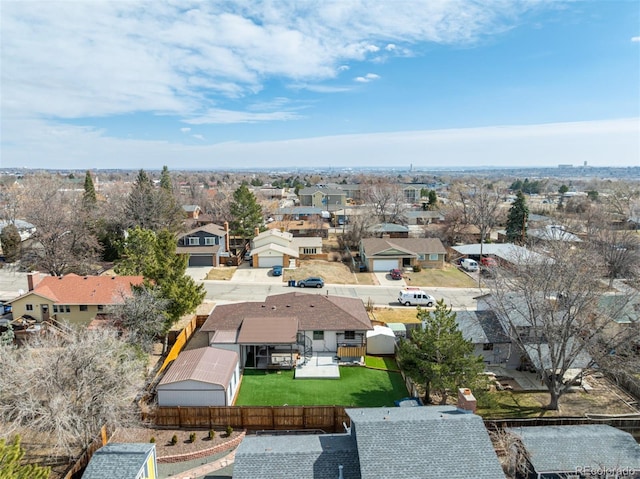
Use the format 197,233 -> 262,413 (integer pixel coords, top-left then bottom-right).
233,399 -> 506,479
291,236 -> 324,259
273,206 -> 328,222
181,204 -> 201,220
9,273 -> 144,327
359,237 -> 447,271
368,223 -> 410,238
156,346 -> 240,407
298,186 -> 347,211
403,209 -> 445,226
249,229 -> 299,268
454,310 -> 516,367
200,292 -> 374,369
176,223 -> 229,267
267,218 -> 329,238
527,224 -> 582,244
510,425 -> 640,479
450,243 -> 549,268
81,443 -> 157,479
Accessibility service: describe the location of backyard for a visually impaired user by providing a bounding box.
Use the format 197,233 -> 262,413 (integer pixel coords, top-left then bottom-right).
234,365 -> 408,407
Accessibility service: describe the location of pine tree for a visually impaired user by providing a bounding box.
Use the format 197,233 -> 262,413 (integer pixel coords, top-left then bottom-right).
229,183 -> 263,247
396,300 -> 484,404
160,165 -> 172,192
82,170 -> 97,208
427,190 -> 438,210
0,436 -> 51,479
0,224 -> 22,262
505,191 -> 529,244
125,169 -> 182,232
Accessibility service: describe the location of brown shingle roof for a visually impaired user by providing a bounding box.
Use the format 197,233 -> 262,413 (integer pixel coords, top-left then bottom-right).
28,274 -> 144,305
182,223 -> 227,237
158,347 -> 238,388
237,317 -> 299,344
361,237 -> 446,256
201,292 -> 373,333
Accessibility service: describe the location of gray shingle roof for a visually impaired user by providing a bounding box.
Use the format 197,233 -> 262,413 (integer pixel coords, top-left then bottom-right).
510,425 -> 640,474
233,433 -> 361,479
81,443 -> 154,479
346,407 -> 506,479
361,237 -> 446,256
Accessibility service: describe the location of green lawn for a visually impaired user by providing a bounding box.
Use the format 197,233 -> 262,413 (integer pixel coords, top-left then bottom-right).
475,391 -> 546,419
364,355 -> 400,371
235,367 -> 409,407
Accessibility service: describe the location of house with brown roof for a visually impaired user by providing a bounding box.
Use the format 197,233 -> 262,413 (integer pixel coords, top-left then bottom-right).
200,292 -> 373,370
9,272 -> 144,327
249,229 -> 299,268
359,237 -> 447,271
156,347 -> 240,407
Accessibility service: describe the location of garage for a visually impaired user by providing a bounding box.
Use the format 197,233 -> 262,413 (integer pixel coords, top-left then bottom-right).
372,259 -> 399,272
256,255 -> 283,269
188,254 -> 214,267
157,347 -> 240,407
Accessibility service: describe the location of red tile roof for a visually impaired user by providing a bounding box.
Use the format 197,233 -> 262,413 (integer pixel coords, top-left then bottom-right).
29,273 -> 144,305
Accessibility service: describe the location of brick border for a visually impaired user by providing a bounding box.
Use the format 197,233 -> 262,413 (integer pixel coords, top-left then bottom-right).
157,431 -> 246,463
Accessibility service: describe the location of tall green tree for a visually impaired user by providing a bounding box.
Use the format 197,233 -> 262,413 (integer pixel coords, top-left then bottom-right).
0,436 -> 50,479
115,228 -> 205,330
229,183 -> 263,247
397,300 -> 484,404
427,190 -> 438,210
82,170 -> 97,209
505,191 -> 529,244
159,165 -> 172,192
0,224 -> 21,262
125,169 -> 182,233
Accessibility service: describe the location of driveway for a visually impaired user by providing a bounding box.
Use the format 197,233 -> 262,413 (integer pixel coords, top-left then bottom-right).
185,266 -> 213,281
229,264 -> 286,284
374,271 -> 406,287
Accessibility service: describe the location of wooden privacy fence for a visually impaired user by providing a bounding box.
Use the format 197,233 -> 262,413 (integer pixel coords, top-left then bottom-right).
485,417 -> 640,436
147,406 -> 351,433
158,315 -> 207,376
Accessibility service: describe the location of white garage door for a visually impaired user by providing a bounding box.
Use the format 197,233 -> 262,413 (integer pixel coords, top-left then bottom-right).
372,259 -> 399,271
258,256 -> 283,268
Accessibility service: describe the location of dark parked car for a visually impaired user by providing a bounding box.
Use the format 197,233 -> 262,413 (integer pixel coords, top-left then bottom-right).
297,277 -> 325,288
389,268 -> 403,280
272,265 -> 283,276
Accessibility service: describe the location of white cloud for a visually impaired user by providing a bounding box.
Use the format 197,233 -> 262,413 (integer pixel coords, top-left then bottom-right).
184,108 -> 302,125
632,36 -> 640,42
3,118 -> 637,170
180,127 -> 191,133
192,134 -> 205,141
1,1 -> 544,122
385,44 -> 396,51
338,65 -> 350,71
354,73 -> 380,83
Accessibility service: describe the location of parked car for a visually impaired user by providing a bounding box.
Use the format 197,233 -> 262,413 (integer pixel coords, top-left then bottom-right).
389,268 -> 403,280
480,257 -> 498,268
398,288 -> 435,307
272,265 -> 283,276
297,277 -> 325,288
460,258 -> 479,272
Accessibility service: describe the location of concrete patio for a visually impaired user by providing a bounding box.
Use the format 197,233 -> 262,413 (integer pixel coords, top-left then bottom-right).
294,352 -> 340,379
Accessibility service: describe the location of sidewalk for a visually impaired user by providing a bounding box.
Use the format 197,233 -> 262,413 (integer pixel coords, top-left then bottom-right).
157,448 -> 236,479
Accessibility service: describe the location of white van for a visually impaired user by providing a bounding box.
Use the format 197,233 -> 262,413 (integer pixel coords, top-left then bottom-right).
398,288 -> 435,307
460,258 -> 479,272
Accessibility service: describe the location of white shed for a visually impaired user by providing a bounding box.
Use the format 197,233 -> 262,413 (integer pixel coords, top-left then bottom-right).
157,347 -> 240,407
366,325 -> 397,355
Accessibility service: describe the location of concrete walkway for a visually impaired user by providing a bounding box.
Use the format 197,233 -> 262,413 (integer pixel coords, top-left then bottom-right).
160,448 -> 236,479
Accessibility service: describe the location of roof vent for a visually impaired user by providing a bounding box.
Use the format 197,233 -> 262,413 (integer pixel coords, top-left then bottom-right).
338,465 -> 344,479
271,306 -> 277,310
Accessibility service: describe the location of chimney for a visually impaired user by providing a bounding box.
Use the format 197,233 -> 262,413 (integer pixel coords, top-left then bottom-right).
254,226 -> 260,236
457,388 -> 477,414
338,465 -> 344,479
27,271 -> 42,291
224,221 -> 230,252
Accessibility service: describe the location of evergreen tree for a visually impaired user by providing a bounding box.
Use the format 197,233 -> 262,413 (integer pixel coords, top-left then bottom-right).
427,190 -> 438,210
159,165 -> 172,192
229,183 -> 263,247
0,436 -> 50,479
505,191 -> 529,244
115,227 -> 205,331
125,169 -> 182,232
396,300 -> 484,404
82,170 -> 97,208
0,224 -> 21,262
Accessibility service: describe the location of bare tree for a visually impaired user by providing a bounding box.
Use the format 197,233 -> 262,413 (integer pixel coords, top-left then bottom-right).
489,428 -> 531,479
0,328 -> 146,457
19,176 -> 102,275
488,242 -> 638,410
363,182 -> 408,224
591,227 -> 640,288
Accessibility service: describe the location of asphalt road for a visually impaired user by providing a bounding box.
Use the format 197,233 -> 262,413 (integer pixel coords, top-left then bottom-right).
0,267 -> 483,311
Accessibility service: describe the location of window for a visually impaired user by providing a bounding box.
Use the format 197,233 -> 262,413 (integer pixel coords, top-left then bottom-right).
26,304 -> 33,311
97,305 -> 104,311
418,254 -> 425,261
188,237 -> 200,245
483,343 -> 494,351
204,237 -> 216,246
429,253 -> 439,261
53,305 -> 58,313
303,248 -> 317,255
344,331 -> 355,340
79,305 -> 88,312
313,331 -> 324,340
57,305 -> 70,313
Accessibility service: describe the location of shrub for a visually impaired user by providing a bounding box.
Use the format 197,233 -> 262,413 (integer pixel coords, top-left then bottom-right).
150,436 -> 156,443
225,425 -> 233,437
208,429 -> 216,440
189,432 -> 197,443
170,434 -> 178,445
412,264 -> 422,272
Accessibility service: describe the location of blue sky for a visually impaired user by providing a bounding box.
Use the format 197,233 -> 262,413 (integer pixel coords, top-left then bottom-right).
1,1 -> 638,170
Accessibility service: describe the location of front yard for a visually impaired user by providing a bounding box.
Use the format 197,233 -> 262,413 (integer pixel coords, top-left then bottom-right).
234,366 -> 408,407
